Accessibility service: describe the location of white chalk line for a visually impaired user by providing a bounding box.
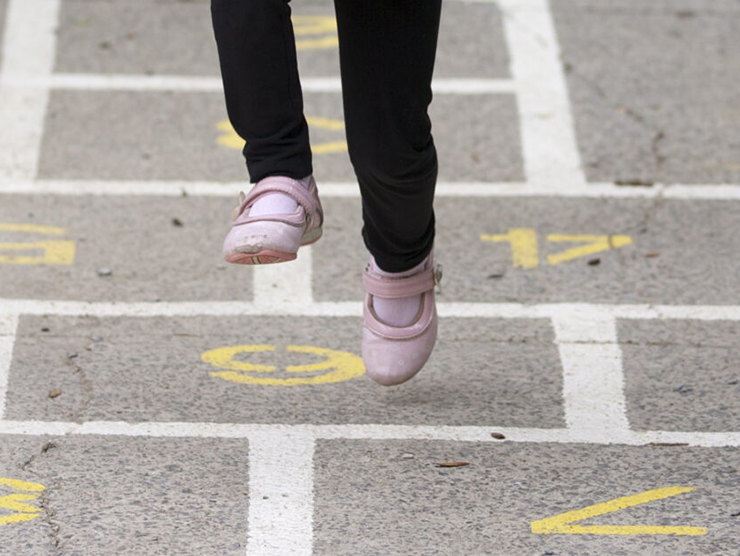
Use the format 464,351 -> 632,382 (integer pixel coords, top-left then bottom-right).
0,73 -> 515,95
253,246 -> 314,309
498,0 -> 586,188
0,314 -> 18,421
248,432 -> 314,556
0,0 -> 60,181
0,421 -> 738,447
1,179 -> 739,200
553,313 -> 630,442
2,300 -> 740,321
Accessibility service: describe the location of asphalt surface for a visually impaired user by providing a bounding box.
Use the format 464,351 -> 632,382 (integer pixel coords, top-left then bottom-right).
1,0 -> 739,555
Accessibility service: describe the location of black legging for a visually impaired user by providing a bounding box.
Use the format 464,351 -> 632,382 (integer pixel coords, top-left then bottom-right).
211,0 -> 442,272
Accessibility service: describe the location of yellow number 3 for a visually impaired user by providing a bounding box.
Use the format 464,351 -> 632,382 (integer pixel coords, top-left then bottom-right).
201,345 -> 365,386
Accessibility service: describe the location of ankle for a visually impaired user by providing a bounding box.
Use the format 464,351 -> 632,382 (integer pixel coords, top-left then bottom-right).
248,174 -> 312,217
368,255 -> 424,327
370,256 -> 425,278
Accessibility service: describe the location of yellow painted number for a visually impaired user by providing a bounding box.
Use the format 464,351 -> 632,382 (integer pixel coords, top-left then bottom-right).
217,117 -> 347,155
0,477 -> 45,526
480,228 -> 539,269
480,228 -> 632,269
531,486 -> 707,536
202,344 -> 365,386
0,224 -> 75,265
546,234 -> 632,265
305,117 -> 348,154
293,16 -> 338,50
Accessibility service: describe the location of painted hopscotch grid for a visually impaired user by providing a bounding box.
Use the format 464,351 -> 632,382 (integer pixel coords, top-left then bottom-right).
0,0 -> 739,554
1,0 -> 739,199
2,298 -> 740,553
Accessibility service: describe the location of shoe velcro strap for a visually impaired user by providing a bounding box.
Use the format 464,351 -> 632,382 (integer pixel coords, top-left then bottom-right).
362,267 -> 435,299
241,177 -> 317,216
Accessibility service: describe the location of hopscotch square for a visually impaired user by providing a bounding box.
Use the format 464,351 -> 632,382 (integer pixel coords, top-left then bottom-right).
54,0 -> 511,79
550,0 -> 740,184
37,90 -> 241,181
620,318 -> 740,433
36,89 -> 522,182
54,0 -> 344,78
313,196 -> 740,305
0,434 -> 249,555
55,0 -> 221,76
5,314 -> 565,428
314,439 -> 740,555
0,194 -> 249,303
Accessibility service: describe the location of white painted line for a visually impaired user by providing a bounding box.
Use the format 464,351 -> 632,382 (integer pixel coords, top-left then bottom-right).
253,246 -> 314,309
7,421 -> 556,443
0,179 -> 249,197
0,421 -> 740,447
308,424 -> 569,443
0,314 -> 19,420
0,73 -> 227,92
0,73 -> 515,95
498,0 -> 586,188
631,430 -> 740,448
3,300 -> 740,321
0,0 -> 60,180
2,179 -> 740,200
247,432 -> 314,556
0,299 -> 359,318
442,303 -> 740,322
551,311 -> 630,442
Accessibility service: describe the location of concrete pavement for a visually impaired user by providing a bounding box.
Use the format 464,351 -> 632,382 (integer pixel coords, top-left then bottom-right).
1,0 -> 739,554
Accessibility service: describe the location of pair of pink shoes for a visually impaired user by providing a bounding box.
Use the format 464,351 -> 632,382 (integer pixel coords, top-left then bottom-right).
223,175 -> 440,385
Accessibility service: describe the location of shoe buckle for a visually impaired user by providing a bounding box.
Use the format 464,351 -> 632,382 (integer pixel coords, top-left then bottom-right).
433,264 -> 443,294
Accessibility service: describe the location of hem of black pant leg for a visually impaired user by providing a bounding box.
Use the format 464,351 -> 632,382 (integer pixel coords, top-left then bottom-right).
363,232 -> 435,274
251,170 -> 314,183
247,159 -> 314,184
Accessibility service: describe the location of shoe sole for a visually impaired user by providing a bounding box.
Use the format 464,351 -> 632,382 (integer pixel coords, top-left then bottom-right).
225,228 -> 322,265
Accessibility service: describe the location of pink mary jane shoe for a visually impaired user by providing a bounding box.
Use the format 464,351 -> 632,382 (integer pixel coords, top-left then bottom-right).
362,251 -> 442,386
223,175 -> 324,265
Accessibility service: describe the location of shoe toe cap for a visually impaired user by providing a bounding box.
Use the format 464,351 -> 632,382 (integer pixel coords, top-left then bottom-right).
223,221 -> 302,256
361,324 -> 437,386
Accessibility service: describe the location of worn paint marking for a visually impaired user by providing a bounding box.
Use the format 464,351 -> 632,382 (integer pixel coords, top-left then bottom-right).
481,228 -> 539,268
481,229 -> 633,268
0,224 -> 75,265
0,224 -> 66,235
202,344 -> 365,386
547,234 -> 632,265
0,241 -> 76,265
293,15 -> 338,50
0,478 -> 45,526
531,487 -> 707,536
217,117 -> 347,154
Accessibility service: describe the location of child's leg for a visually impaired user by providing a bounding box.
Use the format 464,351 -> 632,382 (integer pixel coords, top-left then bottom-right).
211,0 -> 313,184
213,0 -> 321,264
333,0 -> 442,275
335,0 -> 443,327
